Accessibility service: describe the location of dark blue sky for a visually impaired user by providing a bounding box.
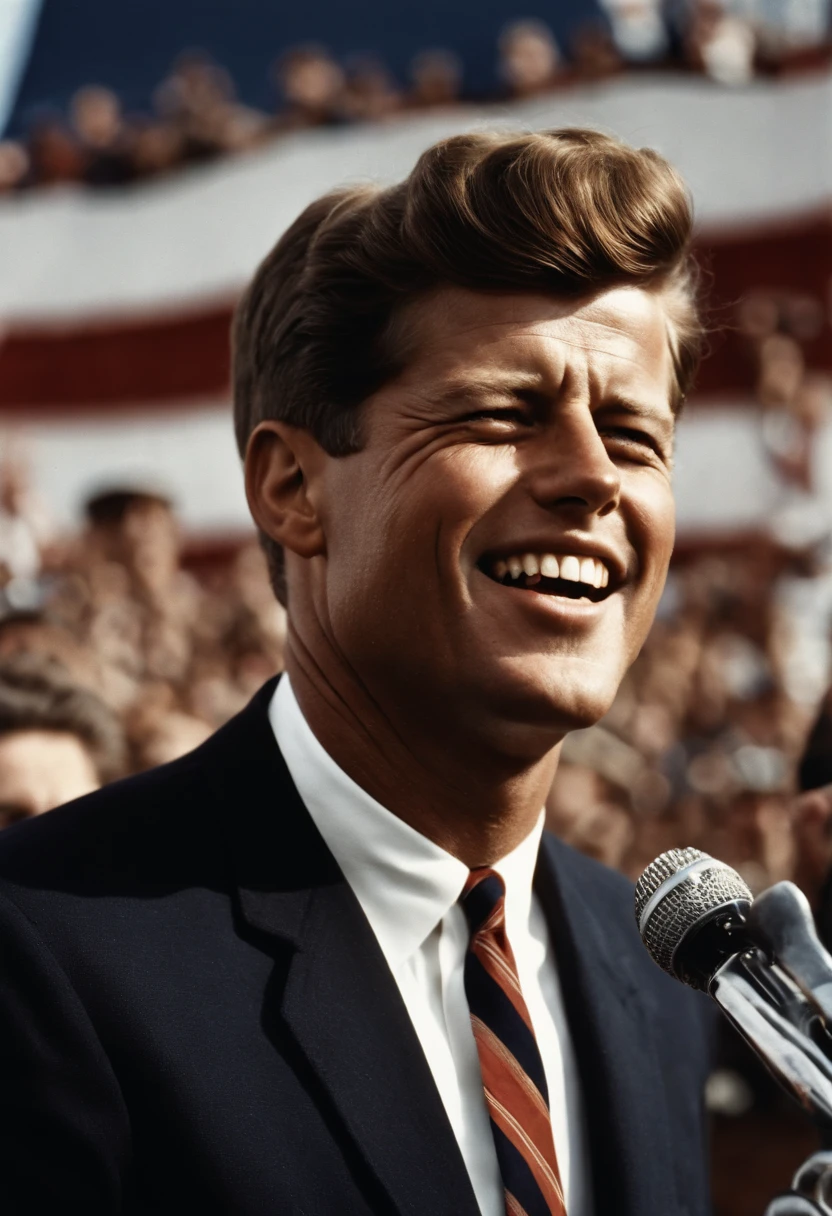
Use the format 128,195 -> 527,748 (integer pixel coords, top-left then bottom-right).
9,0 -> 604,132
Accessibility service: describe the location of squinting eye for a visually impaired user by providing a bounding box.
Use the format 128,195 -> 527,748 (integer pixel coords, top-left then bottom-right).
466,408 -> 531,424
603,427 -> 661,454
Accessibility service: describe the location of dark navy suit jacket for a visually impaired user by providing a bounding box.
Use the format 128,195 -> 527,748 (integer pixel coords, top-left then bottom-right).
0,678 -> 713,1214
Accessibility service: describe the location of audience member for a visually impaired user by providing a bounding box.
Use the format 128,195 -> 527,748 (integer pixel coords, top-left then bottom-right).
340,55 -> 402,123
0,654 -> 126,828
70,85 -> 135,187
272,45 -> 347,130
407,49 -> 463,110
25,115 -> 84,188
570,21 -> 623,80
684,1 -> 757,85
0,452 -> 52,612
497,19 -> 564,97
602,0 -> 669,63
0,140 -> 29,192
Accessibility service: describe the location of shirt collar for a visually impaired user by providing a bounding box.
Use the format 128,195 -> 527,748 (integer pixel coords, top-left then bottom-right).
269,674 -> 544,973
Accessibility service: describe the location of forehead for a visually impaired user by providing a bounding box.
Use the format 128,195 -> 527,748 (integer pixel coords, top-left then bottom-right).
395,285 -> 675,399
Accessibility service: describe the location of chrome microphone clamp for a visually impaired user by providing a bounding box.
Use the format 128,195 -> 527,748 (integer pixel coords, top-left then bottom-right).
765,1151 -> 832,1214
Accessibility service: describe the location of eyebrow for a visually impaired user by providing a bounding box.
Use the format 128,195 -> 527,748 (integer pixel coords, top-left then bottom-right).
601,395 -> 676,430
434,376 -> 546,406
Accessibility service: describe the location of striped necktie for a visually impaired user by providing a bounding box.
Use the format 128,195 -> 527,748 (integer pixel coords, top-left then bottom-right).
461,867 -> 567,1216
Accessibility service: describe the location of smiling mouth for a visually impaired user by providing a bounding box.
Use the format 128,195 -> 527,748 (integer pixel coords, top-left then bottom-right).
479,552 -> 613,603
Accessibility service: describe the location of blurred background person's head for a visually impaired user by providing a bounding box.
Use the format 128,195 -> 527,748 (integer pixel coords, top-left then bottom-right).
498,19 -> 563,96
407,49 -> 463,110
25,113 -> 84,187
70,85 -> 123,151
83,487 -> 179,599
69,85 -> 134,187
340,55 -> 401,123
273,45 -> 346,127
0,139 -> 28,192
0,654 -> 126,827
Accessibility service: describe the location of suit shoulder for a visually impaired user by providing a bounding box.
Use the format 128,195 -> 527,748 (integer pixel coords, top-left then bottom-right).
0,740 -> 222,893
0,681 -> 288,912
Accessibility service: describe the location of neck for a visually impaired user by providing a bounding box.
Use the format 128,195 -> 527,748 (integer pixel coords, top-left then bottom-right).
284,632 -> 562,868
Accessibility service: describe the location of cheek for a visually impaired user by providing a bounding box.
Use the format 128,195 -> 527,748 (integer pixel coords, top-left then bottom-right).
427,445 -> 520,535
629,477 -> 676,602
362,447 -> 511,562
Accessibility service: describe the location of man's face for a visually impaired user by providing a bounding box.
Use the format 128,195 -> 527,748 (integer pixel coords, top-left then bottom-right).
307,286 -> 677,752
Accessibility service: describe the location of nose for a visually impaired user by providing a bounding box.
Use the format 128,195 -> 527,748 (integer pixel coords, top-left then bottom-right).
525,407 -> 621,519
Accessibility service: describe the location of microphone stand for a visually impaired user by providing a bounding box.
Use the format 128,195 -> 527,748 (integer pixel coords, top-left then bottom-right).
731,883 -> 832,1215
763,1151 -> 832,1214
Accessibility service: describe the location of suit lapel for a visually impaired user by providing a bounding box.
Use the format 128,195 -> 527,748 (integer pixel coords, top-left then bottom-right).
535,836 -> 681,1216
218,682 -> 480,1216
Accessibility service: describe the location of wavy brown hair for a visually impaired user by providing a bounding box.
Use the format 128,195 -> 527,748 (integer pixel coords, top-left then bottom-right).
233,128 -> 702,602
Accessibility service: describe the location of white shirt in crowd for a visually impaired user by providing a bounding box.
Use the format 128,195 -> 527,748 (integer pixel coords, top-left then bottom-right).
270,674 -> 592,1216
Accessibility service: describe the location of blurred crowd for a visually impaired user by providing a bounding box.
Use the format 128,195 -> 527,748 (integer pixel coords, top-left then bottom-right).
0,477 -> 285,824
1,0 -> 829,193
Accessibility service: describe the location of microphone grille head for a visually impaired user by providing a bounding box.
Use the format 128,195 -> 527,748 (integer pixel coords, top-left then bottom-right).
635,848 -> 753,984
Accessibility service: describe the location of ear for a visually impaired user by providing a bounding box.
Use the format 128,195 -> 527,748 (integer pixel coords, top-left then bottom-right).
244,421 -> 327,559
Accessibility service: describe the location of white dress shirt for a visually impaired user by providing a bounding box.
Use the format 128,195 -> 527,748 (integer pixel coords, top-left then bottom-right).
270,675 -> 592,1216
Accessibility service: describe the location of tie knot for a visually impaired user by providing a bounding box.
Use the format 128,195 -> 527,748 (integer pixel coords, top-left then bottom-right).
460,867 -> 506,935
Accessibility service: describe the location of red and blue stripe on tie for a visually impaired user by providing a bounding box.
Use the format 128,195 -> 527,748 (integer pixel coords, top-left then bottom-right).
461,868 -> 567,1216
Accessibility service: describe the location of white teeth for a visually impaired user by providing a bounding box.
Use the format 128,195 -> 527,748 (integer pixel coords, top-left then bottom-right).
559,555 -> 581,582
492,551 -> 611,589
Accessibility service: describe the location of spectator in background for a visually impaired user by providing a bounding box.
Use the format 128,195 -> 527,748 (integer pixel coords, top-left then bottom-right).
154,50 -> 266,163
272,45 -> 346,130
0,611 -> 100,690
0,450 -> 52,612
0,140 -> 29,192
602,0 -> 669,64
340,55 -> 402,123
25,114 -> 84,187
407,49 -> 463,110
70,86 -> 135,187
571,20 -> 623,79
81,486 -> 193,609
129,116 -> 183,180
153,50 -> 231,162
70,486 -> 202,695
684,1 -> 757,85
498,19 -> 563,97
0,654 -> 126,828
123,679 -> 212,771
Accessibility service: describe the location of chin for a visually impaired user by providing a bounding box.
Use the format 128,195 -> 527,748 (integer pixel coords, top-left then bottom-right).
473,656 -> 621,750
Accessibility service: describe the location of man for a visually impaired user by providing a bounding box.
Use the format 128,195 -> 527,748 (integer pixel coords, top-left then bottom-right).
0,653 -> 126,827
0,129 -> 712,1214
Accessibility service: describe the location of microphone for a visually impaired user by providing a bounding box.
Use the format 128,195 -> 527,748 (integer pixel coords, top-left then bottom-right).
636,848 -> 832,1126
635,847 -> 754,990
